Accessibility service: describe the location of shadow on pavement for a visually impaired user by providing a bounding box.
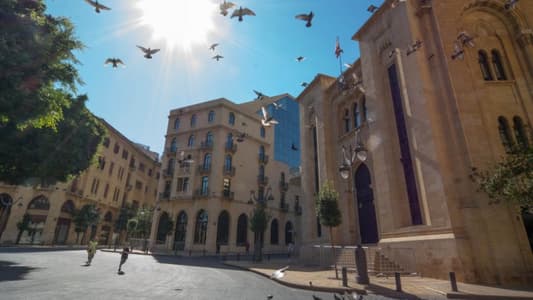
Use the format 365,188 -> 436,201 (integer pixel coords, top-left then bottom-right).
151,255 -> 239,270
366,283 -> 422,300
0,246 -> 84,253
0,260 -> 38,282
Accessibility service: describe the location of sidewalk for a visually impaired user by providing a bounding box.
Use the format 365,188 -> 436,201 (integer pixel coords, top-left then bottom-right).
224,260 -> 533,300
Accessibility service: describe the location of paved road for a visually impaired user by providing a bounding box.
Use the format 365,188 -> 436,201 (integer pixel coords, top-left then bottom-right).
0,248 -> 394,300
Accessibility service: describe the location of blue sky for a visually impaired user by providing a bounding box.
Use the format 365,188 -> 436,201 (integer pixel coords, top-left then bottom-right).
45,0 -> 384,155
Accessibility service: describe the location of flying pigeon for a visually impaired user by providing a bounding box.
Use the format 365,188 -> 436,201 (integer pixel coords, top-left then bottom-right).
451,40 -> 465,60
291,143 -> 298,151
84,0 -> 110,13
261,106 -> 279,127
219,0 -> 236,16
235,132 -> 247,143
137,45 -> 160,59
391,0 -> 407,8
367,5 -> 378,13
296,56 -> 305,62
295,11 -> 314,27
209,43 -> 219,51
504,0 -> 518,10
301,82 -> 308,87
457,31 -> 475,48
272,102 -> 284,110
348,292 -> 363,300
388,48 -> 398,58
270,266 -> 289,279
344,63 -> 353,69
231,7 -> 256,22
352,73 -> 365,93
104,58 -> 125,68
178,151 -> 195,164
253,90 -> 267,100
212,54 -> 223,61
406,39 -> 423,56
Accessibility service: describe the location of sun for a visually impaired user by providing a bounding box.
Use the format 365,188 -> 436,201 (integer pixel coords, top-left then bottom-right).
136,0 -> 218,52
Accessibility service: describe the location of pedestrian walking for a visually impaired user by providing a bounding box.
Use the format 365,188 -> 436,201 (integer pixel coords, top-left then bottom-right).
86,238 -> 98,266
118,247 -> 129,274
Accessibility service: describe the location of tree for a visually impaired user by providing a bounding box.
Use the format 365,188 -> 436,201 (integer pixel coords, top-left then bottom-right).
127,207 -> 153,239
72,204 -> 100,244
250,203 -> 270,262
315,181 -> 342,279
0,0 -> 106,185
16,213 -> 31,244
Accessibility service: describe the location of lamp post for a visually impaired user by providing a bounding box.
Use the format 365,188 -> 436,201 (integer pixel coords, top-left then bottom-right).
339,127 -> 370,285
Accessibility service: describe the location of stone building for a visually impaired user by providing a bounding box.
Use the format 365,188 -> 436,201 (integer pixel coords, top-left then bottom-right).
0,119 -> 161,245
150,95 -> 302,255
298,0 -> 533,285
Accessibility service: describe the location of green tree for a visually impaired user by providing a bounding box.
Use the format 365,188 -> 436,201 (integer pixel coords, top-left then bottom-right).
315,181 -> 342,278
0,0 -> 105,185
15,213 -> 31,244
127,207 -> 153,239
72,204 -> 100,244
250,203 -> 270,262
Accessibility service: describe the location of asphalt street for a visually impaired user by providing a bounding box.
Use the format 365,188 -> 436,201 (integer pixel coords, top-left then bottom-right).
0,248 -> 395,300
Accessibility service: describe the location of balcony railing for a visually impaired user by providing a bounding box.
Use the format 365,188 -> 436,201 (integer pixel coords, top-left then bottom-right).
197,165 -> 211,175
193,188 -> 210,199
279,181 -> 289,191
222,166 -> 236,177
225,143 -> 237,153
257,175 -> 269,185
222,191 -> 234,201
200,141 -> 213,150
258,154 -> 269,164
280,202 -> 289,212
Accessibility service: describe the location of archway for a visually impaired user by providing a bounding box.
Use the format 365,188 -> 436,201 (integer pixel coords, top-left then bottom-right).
54,200 -> 75,244
355,164 -> 379,244
173,211 -> 187,250
156,212 -> 171,243
216,211 -> 230,249
23,195 -> 50,244
0,193 -> 13,240
284,221 -> 294,245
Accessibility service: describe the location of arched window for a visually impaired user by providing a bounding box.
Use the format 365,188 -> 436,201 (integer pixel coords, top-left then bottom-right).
361,97 -> 367,123
285,221 -> 294,245
190,114 -> 197,127
103,137 -> 110,148
478,50 -> 493,81
226,133 -> 233,148
491,50 -> 507,80
174,211 -> 188,244
228,112 -> 235,125
236,214 -> 248,245
513,116 -> 530,149
104,211 -> 113,222
203,153 -> 211,170
343,109 -> 350,133
194,210 -> 208,244
60,200 -> 75,215
188,135 -> 195,147
201,176 -> 209,195
208,110 -> 215,123
174,118 -> 180,130
206,132 -> 214,146
353,103 -> 360,129
260,126 -> 266,138
113,143 -> 120,154
224,155 -> 232,171
270,219 -> 279,245
498,116 -> 515,153
170,138 -> 177,153
28,196 -> 50,210
216,210 -> 230,245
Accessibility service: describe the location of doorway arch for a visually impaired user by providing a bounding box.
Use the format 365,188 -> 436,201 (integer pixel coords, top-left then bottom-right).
355,164 -> 379,244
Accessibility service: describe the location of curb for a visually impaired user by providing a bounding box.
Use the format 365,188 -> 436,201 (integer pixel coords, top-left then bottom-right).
447,292 -> 533,300
222,262 -> 367,295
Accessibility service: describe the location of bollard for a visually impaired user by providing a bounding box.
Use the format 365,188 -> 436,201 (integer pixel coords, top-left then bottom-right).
342,267 -> 348,287
449,272 -> 458,292
395,272 -> 402,292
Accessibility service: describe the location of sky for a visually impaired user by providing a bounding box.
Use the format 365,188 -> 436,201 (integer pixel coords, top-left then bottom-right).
44,0 -> 385,155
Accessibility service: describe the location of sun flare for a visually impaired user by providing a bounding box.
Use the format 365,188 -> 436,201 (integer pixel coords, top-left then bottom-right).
136,0 -> 218,52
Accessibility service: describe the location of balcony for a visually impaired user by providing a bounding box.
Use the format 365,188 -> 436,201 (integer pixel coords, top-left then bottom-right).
222,191 -> 234,201
193,188 -> 210,199
279,181 -> 289,191
200,141 -> 213,150
280,202 -> 289,212
222,166 -> 236,177
171,193 -> 192,201
165,147 -> 177,156
257,175 -> 269,185
225,143 -> 237,153
162,168 -> 174,178
197,165 -> 211,175
258,154 -> 269,164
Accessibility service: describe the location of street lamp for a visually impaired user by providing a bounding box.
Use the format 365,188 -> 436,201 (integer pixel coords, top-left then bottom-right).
339,127 -> 370,285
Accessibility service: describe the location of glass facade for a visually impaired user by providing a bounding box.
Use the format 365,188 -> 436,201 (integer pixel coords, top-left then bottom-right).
265,96 -> 301,168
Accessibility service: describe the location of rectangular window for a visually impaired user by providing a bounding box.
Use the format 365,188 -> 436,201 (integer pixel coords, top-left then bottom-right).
148,168 -> 153,177
91,178 -> 97,194
95,180 -> 100,194
139,163 -> 145,172
135,180 -> 142,190
122,150 -> 129,160
223,178 -> 231,196
104,183 -> 109,199
109,162 -> 114,176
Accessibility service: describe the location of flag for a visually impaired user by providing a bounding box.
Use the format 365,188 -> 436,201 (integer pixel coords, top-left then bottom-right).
335,37 -> 343,58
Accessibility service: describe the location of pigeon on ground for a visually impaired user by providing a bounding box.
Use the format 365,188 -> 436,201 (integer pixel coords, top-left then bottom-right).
406,39 -> 423,56
504,0 -> 518,10
104,58 -> 125,68
367,5 -> 378,13
295,11 -> 314,27
209,43 -> 219,51
451,41 -> 465,60
219,0 -> 236,16
231,7 -> 255,22
253,90 -> 267,100
270,266 -> 289,279
137,45 -> 160,59
212,54 -> 223,61
84,0 -> 110,13
261,106 -> 279,127
267,295 -> 273,300
296,56 -> 305,62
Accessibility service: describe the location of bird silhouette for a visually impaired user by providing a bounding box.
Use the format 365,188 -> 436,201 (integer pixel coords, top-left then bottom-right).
272,102 -> 284,110
457,31 -> 475,48
178,151 -> 195,165
406,39 -> 423,56
367,5 -> 378,13
295,11 -> 314,27
84,0 -> 110,13
266,295 -> 273,300
451,40 -> 465,60
253,90 -> 267,100
212,54 -> 223,61
504,0 -> 519,10
291,143 -> 298,151
231,7 -> 256,22
344,63 -> 353,69
296,56 -> 305,62
261,106 -> 279,127
351,73 -> 365,93
301,82 -> 309,87
235,132 -> 247,143
270,266 -> 289,279
209,43 -> 219,51
104,58 -> 125,68
219,0 -> 236,16
137,45 -> 160,59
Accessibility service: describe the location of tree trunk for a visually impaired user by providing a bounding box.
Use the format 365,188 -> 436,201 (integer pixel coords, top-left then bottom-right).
16,230 -> 24,244
253,231 -> 264,262
329,226 -> 339,279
